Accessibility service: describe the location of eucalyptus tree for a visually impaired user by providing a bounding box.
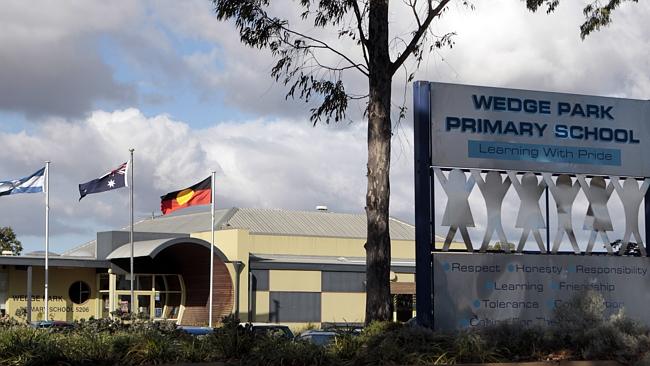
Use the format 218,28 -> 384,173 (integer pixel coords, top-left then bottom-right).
212,0 -> 638,323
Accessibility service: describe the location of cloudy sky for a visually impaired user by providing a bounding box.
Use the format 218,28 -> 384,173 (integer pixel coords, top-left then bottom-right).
0,0 -> 648,254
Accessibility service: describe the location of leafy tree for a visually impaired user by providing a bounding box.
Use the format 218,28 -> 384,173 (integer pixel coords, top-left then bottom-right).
611,239 -> 640,256
526,0 -> 639,39
211,0 -> 640,323
0,227 -> 22,255
487,241 -> 516,252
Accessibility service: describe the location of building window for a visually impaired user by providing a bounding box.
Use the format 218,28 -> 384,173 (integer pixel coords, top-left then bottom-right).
98,273 -> 109,291
111,274 -> 183,320
69,281 -> 91,304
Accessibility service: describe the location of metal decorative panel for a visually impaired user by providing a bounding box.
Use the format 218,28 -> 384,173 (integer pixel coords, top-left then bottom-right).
434,168 -> 475,251
269,292 -> 321,323
322,271 -> 365,292
472,171 -> 511,252
544,173 -> 581,254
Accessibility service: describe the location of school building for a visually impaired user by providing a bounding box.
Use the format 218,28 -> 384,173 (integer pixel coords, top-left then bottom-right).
0,207 -> 426,328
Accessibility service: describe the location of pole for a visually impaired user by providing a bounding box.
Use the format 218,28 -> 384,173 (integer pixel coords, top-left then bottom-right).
129,149 -> 135,314
27,266 -> 32,323
44,161 -> 50,320
639,190 -> 650,256
209,171 -> 216,327
545,187 -> 550,253
234,262 -> 242,319
248,271 -> 254,322
413,81 -> 433,328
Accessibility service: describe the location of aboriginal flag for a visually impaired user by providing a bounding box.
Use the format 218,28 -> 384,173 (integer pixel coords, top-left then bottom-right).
160,176 -> 212,215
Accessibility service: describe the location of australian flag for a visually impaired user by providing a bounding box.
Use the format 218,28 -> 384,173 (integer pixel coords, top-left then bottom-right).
79,162 -> 128,200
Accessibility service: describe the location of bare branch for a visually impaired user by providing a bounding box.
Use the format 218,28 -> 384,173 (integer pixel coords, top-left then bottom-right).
351,0 -> 370,67
407,0 -> 422,27
278,38 -> 366,73
279,24 -> 369,77
389,0 -> 451,75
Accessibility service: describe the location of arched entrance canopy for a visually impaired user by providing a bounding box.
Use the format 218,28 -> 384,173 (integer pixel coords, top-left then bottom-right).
106,237 -> 229,262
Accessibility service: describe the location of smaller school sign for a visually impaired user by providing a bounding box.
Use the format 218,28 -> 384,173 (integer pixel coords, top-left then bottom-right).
433,253 -> 650,331
430,83 -> 650,176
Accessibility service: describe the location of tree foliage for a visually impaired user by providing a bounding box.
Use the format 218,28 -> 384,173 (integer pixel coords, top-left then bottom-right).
526,0 -> 639,39
0,227 -> 22,255
213,0 -> 455,125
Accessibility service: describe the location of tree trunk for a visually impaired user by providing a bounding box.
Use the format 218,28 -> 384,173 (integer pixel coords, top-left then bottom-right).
365,0 -> 392,324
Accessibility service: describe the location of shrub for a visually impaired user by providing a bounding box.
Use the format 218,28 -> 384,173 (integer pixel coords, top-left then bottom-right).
124,331 -> 181,365
180,335 -> 222,363
59,331 -> 115,365
328,332 -> 361,362
550,290 -> 650,363
479,322 -> 550,361
352,321 -> 458,365
449,330 -> 502,364
1,304 -> 649,365
0,327 -> 64,366
208,315 -> 255,360
245,336 -> 329,366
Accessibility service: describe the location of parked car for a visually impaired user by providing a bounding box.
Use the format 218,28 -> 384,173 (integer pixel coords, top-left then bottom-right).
31,320 -> 74,329
239,322 -> 294,339
179,326 -> 214,336
296,330 -> 338,346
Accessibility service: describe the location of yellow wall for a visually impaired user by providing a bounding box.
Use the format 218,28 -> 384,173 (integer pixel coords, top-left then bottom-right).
4,267 -> 99,322
434,241 -> 467,250
254,291 -> 270,322
321,292 -> 365,324
396,273 -> 414,282
247,234 -> 414,259
192,228 -> 419,322
269,270 -> 321,292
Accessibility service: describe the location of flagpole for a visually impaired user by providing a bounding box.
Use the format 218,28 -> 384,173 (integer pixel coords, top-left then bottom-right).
129,149 -> 135,315
44,161 -> 50,321
209,171 -> 215,328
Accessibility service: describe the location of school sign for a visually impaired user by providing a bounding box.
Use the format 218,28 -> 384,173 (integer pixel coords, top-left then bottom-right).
412,82 -> 650,330
429,82 -> 650,176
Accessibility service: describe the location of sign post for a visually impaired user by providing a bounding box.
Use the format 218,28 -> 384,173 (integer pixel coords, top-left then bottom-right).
413,81 -> 434,328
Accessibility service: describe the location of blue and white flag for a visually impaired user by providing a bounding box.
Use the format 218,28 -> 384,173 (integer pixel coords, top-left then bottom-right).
0,167 -> 46,196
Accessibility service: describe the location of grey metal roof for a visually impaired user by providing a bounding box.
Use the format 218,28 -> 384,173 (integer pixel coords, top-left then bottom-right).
106,237 -> 222,260
224,208 -> 415,240
250,253 -> 415,267
0,255 -> 110,268
61,240 -> 96,257
125,207 -> 414,240
106,239 -> 171,259
249,253 -> 415,272
130,208 -> 234,234
63,207 -> 416,258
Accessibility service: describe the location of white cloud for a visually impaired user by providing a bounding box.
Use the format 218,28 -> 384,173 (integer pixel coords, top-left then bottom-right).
421,0 -> 650,99
0,109 -> 415,253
